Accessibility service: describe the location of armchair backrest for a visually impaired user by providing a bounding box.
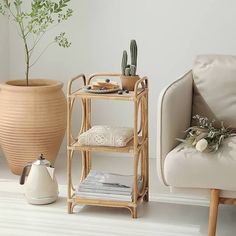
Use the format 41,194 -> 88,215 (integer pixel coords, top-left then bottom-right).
192,55 -> 236,127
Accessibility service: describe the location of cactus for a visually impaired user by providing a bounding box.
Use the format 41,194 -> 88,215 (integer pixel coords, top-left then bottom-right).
121,50 -> 128,75
130,65 -> 136,76
125,67 -> 131,76
121,40 -> 138,76
130,39 -> 137,75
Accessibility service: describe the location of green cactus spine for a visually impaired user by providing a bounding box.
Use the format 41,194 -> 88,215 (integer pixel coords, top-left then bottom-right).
130,39 -> 137,75
121,50 -> 128,75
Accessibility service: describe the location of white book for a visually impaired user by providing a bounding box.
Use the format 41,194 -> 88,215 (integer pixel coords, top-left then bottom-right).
76,170 -> 143,201
78,186 -> 132,196
79,184 -> 132,193
76,191 -> 132,201
82,170 -> 142,187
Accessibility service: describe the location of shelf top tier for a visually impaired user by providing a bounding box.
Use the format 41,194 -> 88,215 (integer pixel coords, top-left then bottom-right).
67,73 -> 148,101
69,88 -> 146,101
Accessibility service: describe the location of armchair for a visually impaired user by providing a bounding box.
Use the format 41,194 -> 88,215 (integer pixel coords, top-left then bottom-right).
157,55 -> 236,236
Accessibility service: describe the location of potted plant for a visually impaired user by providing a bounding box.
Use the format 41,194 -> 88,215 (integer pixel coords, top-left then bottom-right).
0,0 -> 72,175
120,39 -> 140,91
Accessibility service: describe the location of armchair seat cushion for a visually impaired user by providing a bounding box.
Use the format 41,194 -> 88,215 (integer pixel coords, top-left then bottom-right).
164,137 -> 236,191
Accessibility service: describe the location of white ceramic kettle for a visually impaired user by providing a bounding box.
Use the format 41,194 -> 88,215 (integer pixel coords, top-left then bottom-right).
20,154 -> 58,205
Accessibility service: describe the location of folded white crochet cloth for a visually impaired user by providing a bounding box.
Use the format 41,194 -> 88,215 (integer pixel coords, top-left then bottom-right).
77,125 -> 134,147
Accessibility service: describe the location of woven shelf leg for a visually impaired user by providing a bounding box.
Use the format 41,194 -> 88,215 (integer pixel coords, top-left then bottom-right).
143,188 -> 149,202
132,97 -> 139,218
132,206 -> 138,219
144,92 -> 149,202
81,151 -> 88,180
86,151 -> 92,174
144,142 -> 149,202
68,202 -> 73,214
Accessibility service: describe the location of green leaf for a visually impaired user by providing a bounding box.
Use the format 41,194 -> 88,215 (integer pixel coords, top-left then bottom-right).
55,32 -> 71,48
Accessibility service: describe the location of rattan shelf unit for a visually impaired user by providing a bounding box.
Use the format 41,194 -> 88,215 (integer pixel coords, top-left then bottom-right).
67,73 -> 149,218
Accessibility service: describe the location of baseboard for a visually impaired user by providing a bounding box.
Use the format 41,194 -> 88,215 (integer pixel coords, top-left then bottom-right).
150,193 -> 209,207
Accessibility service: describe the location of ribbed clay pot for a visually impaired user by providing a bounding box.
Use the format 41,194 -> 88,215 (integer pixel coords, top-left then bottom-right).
0,79 -> 66,175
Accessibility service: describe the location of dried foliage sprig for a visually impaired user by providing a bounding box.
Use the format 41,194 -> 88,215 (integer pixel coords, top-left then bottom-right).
177,115 -> 236,152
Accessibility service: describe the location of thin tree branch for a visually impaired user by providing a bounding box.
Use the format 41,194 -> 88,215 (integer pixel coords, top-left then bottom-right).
28,21 -> 60,59
29,41 -> 55,68
15,3 -> 30,84
29,31 -> 47,54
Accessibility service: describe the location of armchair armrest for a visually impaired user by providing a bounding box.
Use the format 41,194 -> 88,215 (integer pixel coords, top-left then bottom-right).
157,71 -> 193,186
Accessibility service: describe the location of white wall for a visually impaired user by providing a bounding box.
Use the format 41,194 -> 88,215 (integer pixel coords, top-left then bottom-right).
9,0 -> 236,160
6,0 -> 236,197
0,16 -> 9,80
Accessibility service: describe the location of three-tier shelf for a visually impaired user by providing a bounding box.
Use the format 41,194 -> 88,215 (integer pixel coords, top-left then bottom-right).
67,73 -> 149,218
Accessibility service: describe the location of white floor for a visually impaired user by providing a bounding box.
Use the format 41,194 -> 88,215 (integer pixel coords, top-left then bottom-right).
0,154 -> 236,236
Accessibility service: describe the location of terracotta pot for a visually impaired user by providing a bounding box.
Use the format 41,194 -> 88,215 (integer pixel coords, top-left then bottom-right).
0,79 -> 66,175
120,75 -> 140,91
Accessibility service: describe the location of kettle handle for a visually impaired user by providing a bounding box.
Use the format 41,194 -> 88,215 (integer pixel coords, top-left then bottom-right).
19,164 -> 32,185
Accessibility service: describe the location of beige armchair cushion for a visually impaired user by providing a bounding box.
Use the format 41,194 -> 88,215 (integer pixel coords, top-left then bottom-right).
192,55 -> 236,127
164,137 -> 236,191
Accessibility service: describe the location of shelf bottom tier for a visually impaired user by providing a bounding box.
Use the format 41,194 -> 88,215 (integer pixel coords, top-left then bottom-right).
68,187 -> 148,218
67,169 -> 148,218
68,188 -> 148,210
75,170 -> 143,201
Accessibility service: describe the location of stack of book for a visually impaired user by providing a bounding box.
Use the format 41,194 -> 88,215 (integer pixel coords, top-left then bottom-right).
76,170 -> 143,201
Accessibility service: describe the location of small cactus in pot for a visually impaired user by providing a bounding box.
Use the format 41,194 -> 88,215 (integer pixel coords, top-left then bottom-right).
120,40 -> 140,91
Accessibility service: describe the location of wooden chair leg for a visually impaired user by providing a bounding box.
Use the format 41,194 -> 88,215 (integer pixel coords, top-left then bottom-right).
208,189 -> 220,236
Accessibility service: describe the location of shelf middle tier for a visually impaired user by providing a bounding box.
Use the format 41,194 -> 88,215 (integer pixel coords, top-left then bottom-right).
68,136 -> 147,153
